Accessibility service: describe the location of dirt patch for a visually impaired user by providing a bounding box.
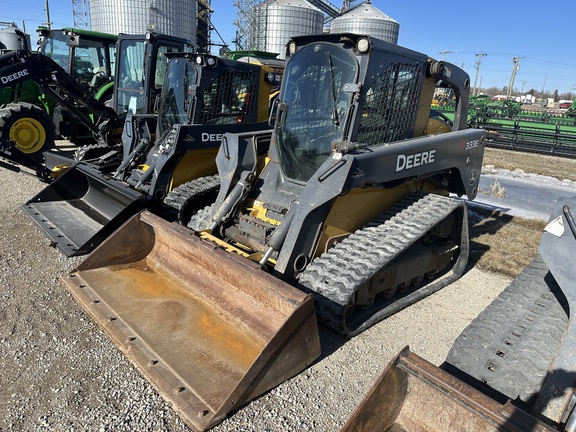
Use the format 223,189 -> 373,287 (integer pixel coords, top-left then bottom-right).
483,147 -> 576,182
468,206 -> 546,278
472,147 -> 574,278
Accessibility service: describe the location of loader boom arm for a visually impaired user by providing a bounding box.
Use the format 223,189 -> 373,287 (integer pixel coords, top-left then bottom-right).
0,50 -> 117,137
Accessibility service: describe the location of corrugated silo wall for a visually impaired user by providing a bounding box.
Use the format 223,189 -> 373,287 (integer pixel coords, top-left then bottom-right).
265,1 -> 323,59
331,18 -> 399,44
89,0 -> 196,43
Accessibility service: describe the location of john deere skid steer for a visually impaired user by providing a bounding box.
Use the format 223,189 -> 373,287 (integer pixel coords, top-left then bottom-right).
22,52 -> 282,256
59,34 -> 485,430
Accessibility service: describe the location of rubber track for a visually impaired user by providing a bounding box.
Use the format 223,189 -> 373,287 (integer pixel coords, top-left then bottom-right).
162,174 -> 220,223
73,143 -> 122,165
299,193 -> 466,336
446,256 -> 568,407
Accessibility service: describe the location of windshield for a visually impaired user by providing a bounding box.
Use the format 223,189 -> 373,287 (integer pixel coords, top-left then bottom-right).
116,39 -> 146,117
116,39 -> 184,119
276,43 -> 357,182
40,31 -> 69,69
39,31 -> 116,95
71,38 -> 115,95
157,59 -> 197,137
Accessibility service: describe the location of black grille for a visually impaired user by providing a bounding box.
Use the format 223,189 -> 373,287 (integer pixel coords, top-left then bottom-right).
200,71 -> 258,125
357,62 -> 423,145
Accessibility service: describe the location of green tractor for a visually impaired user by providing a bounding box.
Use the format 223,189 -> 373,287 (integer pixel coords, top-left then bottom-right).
0,27 -> 117,160
0,30 -> 193,168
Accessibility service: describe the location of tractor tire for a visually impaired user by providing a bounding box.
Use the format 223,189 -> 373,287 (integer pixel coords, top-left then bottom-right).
0,103 -> 55,162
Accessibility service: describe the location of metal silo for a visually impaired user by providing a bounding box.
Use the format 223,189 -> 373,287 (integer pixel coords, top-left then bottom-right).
0,24 -> 30,53
330,2 -> 399,44
265,0 -> 323,59
89,0 -> 197,44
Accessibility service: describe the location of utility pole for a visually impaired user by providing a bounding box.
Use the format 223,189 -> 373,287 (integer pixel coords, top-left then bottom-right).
506,56 -> 524,99
439,50 -> 453,61
44,0 -> 52,29
472,53 -> 487,96
540,72 -> 547,100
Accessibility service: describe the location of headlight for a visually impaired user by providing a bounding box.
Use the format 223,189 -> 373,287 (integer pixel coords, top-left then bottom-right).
287,41 -> 297,56
357,38 -> 370,53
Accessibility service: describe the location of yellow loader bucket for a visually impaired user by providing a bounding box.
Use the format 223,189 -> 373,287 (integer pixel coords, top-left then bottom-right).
61,211 -> 321,431
342,347 -> 555,432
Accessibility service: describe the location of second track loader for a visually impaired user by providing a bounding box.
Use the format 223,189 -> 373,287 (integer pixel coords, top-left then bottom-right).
22,53 -> 282,256
59,33 -> 485,429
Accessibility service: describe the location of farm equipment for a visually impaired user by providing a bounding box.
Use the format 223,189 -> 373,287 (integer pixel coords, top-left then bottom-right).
468,115 -> 576,157
0,49 -> 116,165
0,27 -> 118,156
59,33 -> 485,430
22,52 -> 283,256
0,31 -> 192,166
458,94 -> 576,157
343,195 -> 576,431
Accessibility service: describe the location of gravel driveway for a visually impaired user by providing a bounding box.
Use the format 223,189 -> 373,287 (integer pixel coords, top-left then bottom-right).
0,165 -> 510,431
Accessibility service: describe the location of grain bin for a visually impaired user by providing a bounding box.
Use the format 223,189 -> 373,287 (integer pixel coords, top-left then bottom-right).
0,24 -> 30,53
89,0 -> 196,44
264,0 -> 323,59
330,2 -> 399,44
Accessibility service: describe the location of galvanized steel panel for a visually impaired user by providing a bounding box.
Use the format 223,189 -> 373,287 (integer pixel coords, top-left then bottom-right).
330,3 -> 399,44
89,0 -> 197,43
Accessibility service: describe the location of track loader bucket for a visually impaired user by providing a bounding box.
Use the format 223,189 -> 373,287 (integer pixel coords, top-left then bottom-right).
342,347 -> 555,432
22,163 -> 148,256
61,211 -> 321,431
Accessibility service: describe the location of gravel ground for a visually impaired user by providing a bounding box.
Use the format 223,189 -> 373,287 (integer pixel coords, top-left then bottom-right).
0,164 -> 511,431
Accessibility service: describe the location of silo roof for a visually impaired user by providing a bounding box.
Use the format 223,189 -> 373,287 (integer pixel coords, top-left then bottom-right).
268,0 -> 322,12
336,2 -> 397,22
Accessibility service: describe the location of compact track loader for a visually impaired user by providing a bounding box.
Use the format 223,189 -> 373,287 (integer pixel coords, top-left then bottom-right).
23,52 -> 282,256
60,34 -> 485,430
344,195 -> 576,431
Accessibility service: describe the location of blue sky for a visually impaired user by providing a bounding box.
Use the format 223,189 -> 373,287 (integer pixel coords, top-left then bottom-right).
3,0 -> 575,95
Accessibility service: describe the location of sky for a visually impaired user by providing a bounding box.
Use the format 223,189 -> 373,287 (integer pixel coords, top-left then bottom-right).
2,0 -> 575,96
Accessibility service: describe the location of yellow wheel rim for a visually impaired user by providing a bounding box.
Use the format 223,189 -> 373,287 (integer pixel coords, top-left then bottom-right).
9,117 -> 47,154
